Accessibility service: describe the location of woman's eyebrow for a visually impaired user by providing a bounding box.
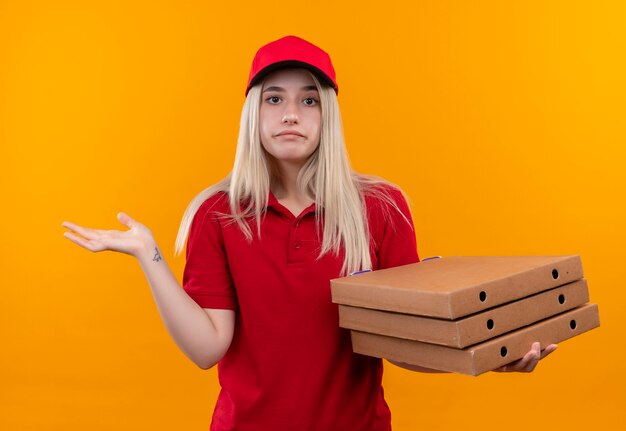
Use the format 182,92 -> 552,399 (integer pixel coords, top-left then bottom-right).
262,85 -> 319,93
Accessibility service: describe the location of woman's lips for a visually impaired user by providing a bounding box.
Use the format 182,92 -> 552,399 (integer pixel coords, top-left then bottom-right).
276,130 -> 304,137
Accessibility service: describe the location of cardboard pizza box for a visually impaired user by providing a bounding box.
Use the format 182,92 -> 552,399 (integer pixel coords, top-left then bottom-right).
351,303 -> 600,376
331,256 -> 583,319
339,279 -> 589,348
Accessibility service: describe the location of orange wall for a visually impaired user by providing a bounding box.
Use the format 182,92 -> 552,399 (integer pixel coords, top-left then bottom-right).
1,1 -> 624,429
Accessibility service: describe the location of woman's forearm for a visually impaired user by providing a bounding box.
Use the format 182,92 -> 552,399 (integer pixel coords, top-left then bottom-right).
135,241 -> 233,369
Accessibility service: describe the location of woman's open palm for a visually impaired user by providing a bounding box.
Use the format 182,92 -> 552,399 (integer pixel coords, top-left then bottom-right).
62,212 -> 153,257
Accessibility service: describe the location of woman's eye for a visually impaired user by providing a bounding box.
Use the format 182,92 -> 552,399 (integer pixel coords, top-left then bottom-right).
303,97 -> 318,106
267,96 -> 281,104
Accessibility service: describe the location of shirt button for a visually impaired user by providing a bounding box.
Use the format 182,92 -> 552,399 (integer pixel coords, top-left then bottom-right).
293,241 -> 301,250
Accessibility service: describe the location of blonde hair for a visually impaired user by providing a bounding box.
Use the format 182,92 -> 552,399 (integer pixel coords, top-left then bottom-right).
174,71 -> 411,276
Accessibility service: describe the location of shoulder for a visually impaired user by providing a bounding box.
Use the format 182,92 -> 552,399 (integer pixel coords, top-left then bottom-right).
192,192 -> 231,228
198,191 -> 230,213
357,178 -> 413,233
360,180 -> 410,215
358,178 -> 419,267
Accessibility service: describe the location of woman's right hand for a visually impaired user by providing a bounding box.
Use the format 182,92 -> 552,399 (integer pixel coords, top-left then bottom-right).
62,212 -> 155,258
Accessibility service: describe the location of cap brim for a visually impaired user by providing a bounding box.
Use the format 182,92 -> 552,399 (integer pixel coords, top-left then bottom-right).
247,60 -> 337,94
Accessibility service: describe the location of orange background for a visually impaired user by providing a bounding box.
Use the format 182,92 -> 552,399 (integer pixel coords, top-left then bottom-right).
1,1 -> 624,429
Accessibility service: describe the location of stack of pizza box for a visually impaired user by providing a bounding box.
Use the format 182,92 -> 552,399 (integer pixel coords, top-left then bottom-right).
330,256 -> 600,376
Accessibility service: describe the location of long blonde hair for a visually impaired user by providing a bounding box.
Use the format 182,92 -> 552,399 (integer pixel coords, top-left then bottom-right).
174,71 -> 411,276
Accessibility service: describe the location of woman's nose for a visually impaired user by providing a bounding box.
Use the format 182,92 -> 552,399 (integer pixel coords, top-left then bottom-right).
282,112 -> 298,124
281,101 -> 299,124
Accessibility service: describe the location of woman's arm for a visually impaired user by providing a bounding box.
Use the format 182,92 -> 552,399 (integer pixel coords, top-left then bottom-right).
134,241 -> 235,369
62,212 -> 235,370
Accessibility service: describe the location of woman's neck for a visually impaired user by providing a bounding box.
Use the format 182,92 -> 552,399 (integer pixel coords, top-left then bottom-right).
271,160 -> 314,215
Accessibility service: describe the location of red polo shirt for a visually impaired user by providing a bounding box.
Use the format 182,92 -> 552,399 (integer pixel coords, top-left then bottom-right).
182,186 -> 419,431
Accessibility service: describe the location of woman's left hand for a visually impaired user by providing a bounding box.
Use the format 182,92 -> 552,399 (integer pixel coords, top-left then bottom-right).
493,342 -> 558,373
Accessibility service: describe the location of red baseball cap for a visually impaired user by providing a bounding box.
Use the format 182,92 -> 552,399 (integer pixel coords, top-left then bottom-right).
245,35 -> 338,96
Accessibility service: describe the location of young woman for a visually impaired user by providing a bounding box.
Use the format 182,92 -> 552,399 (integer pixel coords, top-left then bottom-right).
62,36 -> 557,430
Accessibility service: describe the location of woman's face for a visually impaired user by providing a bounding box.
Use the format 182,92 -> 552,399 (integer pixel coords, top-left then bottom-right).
259,68 -> 322,169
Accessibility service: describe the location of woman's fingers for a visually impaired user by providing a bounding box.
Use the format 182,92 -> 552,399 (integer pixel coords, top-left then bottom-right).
493,342 -> 557,373
62,219 -> 118,252
521,343 -> 557,372
63,230 -> 105,252
540,344 -> 558,359
527,342 -> 542,371
61,221 -> 100,240
62,213 -> 152,257
514,342 -> 541,372
117,212 -> 135,229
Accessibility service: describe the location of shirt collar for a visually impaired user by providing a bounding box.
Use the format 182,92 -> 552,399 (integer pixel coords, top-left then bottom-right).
266,190 -> 318,219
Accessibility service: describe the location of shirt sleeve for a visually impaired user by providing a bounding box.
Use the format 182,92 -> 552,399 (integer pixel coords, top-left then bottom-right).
182,193 -> 238,310
368,186 -> 420,270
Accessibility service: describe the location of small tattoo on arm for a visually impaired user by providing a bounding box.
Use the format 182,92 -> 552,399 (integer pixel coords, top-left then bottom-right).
153,247 -> 162,262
